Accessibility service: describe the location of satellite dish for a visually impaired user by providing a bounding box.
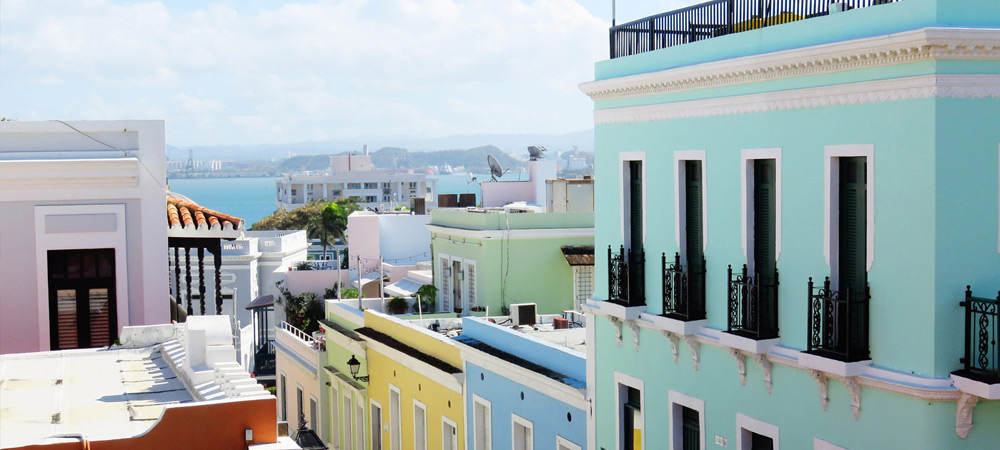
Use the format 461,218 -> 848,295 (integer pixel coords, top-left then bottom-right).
527,145 -> 547,161
487,155 -> 509,181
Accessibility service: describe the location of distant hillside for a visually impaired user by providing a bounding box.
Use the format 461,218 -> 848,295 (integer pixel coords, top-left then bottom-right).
166,130 -> 593,162
276,145 -> 522,173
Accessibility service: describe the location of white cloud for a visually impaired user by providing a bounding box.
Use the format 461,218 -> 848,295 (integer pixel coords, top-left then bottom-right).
0,0 -> 608,146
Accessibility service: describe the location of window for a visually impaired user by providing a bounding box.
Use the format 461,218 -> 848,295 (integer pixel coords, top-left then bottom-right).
382,182 -> 391,188
348,183 -> 362,189
736,413 -> 779,450
371,401 -> 383,450
682,158 -> 706,312
737,148 -> 782,339
615,372 -> 643,450
465,261 -> 477,309
511,414 -> 533,450
439,255 -> 452,312
473,395 -> 492,450
365,196 -> 377,203
409,182 -> 417,189
414,400 -> 428,450
47,249 -> 117,350
310,396 -> 319,432
383,195 -> 390,202
330,384 -> 340,447
442,417 -> 458,450
451,259 -> 464,312
356,399 -> 365,450
556,436 -> 582,450
573,266 -> 594,311
292,189 -> 297,195
389,385 -> 402,450
343,394 -> 353,450
280,374 -> 287,421
669,391 -> 704,450
297,387 -> 304,425
823,145 -> 875,285
364,182 -> 379,189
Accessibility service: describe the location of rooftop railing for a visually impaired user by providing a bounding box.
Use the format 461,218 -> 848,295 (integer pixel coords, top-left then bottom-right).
610,0 -> 902,59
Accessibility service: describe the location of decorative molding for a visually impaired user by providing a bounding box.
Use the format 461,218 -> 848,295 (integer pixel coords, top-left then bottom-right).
752,353 -> 774,394
610,317 -> 623,347
627,320 -> 641,352
581,28 -> 1000,102
594,75 -> 1000,125
662,330 -> 680,363
810,370 -> 830,411
683,335 -> 701,370
841,376 -> 862,420
729,348 -> 748,385
956,393 -> 980,439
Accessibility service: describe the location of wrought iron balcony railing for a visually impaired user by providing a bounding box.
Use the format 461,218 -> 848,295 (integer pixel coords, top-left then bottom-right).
727,264 -> 779,340
253,340 -> 276,377
954,286 -> 999,384
662,252 -> 706,321
610,0 -> 903,59
608,245 -> 645,307
807,277 -> 870,362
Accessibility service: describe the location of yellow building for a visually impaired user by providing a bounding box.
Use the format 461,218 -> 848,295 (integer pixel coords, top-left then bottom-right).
358,311 -> 465,450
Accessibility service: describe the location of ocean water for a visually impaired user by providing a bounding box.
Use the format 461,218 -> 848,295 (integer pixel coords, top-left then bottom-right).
167,173 -> 523,227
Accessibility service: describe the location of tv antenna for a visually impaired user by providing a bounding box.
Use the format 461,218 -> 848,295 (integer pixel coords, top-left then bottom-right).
467,171 -> 479,186
527,145 -> 547,161
487,155 -> 509,182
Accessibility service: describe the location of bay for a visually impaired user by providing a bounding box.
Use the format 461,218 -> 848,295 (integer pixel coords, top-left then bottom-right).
167,172 -> 524,227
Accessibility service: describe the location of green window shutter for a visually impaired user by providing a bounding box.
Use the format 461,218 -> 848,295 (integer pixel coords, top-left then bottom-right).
684,160 -> 705,312
753,159 -> 778,336
838,157 -> 867,296
681,406 -> 700,450
629,161 -> 643,253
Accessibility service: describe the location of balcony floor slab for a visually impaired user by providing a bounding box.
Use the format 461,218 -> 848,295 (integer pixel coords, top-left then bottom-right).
951,373 -> 1000,400
719,333 -> 781,355
799,352 -> 871,377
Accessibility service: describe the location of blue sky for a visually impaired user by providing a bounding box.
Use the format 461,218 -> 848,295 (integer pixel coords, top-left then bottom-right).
0,0 -> 689,146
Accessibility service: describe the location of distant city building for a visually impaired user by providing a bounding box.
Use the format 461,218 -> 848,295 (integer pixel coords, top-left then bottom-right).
276,147 -> 437,211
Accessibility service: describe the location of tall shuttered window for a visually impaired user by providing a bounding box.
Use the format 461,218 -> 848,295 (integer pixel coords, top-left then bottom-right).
684,160 -> 706,318
753,159 -> 778,337
838,157 -> 868,358
628,161 -> 643,253
47,249 -> 117,350
623,386 -> 642,450
681,406 -> 700,450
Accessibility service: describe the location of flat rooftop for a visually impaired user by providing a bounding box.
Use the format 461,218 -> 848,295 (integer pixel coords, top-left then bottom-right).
0,346 -> 192,448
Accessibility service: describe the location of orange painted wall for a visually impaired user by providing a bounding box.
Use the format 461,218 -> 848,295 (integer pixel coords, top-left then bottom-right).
8,398 -> 279,450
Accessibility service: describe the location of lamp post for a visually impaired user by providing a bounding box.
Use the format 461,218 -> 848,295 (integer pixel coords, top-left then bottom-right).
347,355 -> 369,382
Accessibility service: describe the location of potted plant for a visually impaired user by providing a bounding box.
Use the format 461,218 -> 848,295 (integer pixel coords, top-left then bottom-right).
387,296 -> 409,315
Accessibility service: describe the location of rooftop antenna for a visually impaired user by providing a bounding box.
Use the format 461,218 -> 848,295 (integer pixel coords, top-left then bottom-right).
487,154 -> 509,182
527,145 -> 547,161
467,171 -> 479,186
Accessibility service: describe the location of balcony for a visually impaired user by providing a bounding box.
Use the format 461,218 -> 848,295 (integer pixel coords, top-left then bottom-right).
608,245 -> 645,308
610,0 -> 902,59
952,286 -> 999,398
805,277 -> 870,363
726,264 -> 779,340
662,252 -> 706,321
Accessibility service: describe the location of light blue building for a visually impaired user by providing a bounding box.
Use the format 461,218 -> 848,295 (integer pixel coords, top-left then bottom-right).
454,317 -> 587,450
581,0 -> 1000,449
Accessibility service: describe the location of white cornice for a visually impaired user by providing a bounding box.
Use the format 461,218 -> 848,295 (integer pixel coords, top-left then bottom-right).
0,158 -> 139,192
362,336 -> 464,394
594,74 -> 1000,124
581,28 -> 1000,102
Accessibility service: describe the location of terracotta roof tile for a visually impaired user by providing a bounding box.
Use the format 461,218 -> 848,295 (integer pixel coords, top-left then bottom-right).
166,193 -> 244,232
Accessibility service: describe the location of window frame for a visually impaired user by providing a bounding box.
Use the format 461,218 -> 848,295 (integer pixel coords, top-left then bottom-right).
736,413 -> 780,450
413,399 -> 428,450
673,150 -> 708,257
814,438 -> 849,450
279,373 -> 287,421
442,416 -> 459,450
511,413 -> 534,450
389,384 -> 402,450
614,371 -> 644,450
472,394 -> 492,450
618,151 -> 647,248
668,390 -> 705,450
741,148 -> 782,267
370,399 -> 383,450
823,145 -> 875,283
556,435 -> 582,450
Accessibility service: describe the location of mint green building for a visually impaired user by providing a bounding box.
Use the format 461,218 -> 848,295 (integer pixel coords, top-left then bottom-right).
581,1 -> 1000,449
428,207 -> 594,315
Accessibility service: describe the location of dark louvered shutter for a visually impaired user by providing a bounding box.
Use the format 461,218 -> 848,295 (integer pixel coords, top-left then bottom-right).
629,161 -> 643,254
838,157 -> 867,297
681,406 -> 701,450
753,159 -> 778,337
685,160 -> 705,314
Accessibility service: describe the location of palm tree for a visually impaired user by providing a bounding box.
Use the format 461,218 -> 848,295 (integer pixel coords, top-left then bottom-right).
312,202 -> 348,260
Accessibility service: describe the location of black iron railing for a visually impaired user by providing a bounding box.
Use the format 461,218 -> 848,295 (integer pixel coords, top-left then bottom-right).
610,0 -> 903,58
254,340 -> 276,377
955,286 -> 1000,384
608,245 -> 645,307
727,264 -> 779,339
807,277 -> 869,362
662,252 -> 706,321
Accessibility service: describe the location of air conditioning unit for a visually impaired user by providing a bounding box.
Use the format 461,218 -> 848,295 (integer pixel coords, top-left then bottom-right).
510,303 -> 537,327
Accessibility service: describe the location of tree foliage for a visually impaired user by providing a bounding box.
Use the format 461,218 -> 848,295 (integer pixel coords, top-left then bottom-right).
251,199 -> 357,245
275,281 -> 324,334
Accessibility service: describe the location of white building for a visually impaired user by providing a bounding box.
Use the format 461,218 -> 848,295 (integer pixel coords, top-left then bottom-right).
0,120 -> 170,354
275,149 -> 436,211
345,210 -> 432,298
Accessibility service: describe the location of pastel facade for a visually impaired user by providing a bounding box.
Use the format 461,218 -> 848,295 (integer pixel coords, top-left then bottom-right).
582,1 -> 1000,449
428,208 -> 594,315
0,120 -> 169,354
275,320 -> 327,441
359,311 -> 466,450
276,153 -> 436,212
321,300 -> 370,450
454,317 -> 587,450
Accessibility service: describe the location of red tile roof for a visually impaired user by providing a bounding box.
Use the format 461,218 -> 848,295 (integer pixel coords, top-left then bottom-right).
167,193 -> 244,232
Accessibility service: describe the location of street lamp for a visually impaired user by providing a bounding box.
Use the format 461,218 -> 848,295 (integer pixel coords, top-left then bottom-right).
347,355 -> 369,382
